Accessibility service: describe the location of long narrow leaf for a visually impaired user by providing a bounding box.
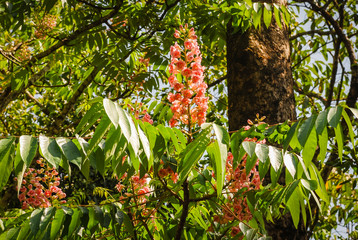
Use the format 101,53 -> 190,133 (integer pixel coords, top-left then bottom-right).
178,126 -> 212,183
0,137 -> 15,191
39,135 -> 62,168
19,135 -> 38,166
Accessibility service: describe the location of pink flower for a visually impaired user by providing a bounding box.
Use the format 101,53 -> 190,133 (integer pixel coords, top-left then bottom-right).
19,193 -> 26,201
176,60 -> 186,70
182,89 -> 193,99
174,29 -> 180,38
167,26 -> 207,128
22,202 -> 29,210
173,83 -> 184,92
158,168 -> 168,178
142,113 -> 153,124
27,190 -> 36,197
231,227 -> 241,237
184,40 -> 193,50
168,75 -> 177,87
45,190 -> 52,197
35,188 -> 43,195
182,68 -> 192,78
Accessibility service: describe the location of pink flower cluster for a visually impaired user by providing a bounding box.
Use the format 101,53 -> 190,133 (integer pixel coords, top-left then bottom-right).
116,170 -> 155,225
168,25 -> 208,128
16,158 -> 66,209
211,137 -> 265,237
158,160 -> 178,183
34,15 -> 57,39
127,102 -> 153,124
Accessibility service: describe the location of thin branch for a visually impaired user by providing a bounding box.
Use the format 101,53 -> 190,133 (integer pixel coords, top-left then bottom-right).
0,4 -> 122,114
25,90 -> 50,115
294,82 -> 327,105
336,57 -> 345,105
301,0 -> 358,108
50,67 -> 100,133
0,62 -> 52,114
32,82 -> 70,88
208,75 -> 227,88
325,38 -> 341,108
290,30 -> 334,41
292,40 -> 332,69
174,180 -> 189,240
77,0 -> 117,10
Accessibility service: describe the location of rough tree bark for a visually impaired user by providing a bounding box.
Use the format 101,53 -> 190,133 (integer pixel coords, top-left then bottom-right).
226,0 -> 306,239
227,0 -> 295,131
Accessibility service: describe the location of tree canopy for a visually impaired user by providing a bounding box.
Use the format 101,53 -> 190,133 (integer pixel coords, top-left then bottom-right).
0,0 -> 357,239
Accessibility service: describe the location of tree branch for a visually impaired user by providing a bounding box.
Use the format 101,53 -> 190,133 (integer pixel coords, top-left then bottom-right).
49,67 -> 100,134
25,90 -> 50,116
208,75 -> 227,88
302,0 -> 358,108
0,63 -> 52,114
290,30 -> 334,41
0,4 -> 122,114
325,38 -> 341,108
174,180 -> 189,240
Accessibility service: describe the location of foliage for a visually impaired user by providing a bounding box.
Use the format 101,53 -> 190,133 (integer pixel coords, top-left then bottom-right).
0,0 -> 357,239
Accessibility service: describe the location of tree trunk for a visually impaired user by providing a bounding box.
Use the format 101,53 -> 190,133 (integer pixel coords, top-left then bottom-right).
227,0 -> 295,131
227,1 -> 303,239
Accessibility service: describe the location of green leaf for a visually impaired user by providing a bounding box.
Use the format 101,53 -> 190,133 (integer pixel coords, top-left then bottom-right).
87,115 -> 112,156
39,135 -> 62,168
286,187 -> 301,228
50,209 -> 65,240
56,138 -> 82,169
207,141 -> 225,196
39,207 -> 56,231
302,127 -> 317,166
190,207 -> 208,230
327,106 -> 343,128
75,102 -> 104,134
157,124 -> 171,143
212,123 -> 229,193
76,137 -> 91,179
138,125 -> 151,166
317,127 -> 328,161
253,2 -> 259,12
283,152 -> 297,178
239,222 -> 250,235
242,141 -> 256,158
255,143 -> 268,163
124,111 -> 140,157
16,220 -> 31,240
297,115 -> 317,147
103,99 -> 119,128
342,109 -> 355,151
104,128 -> 122,162
263,5 -> 272,28
285,179 -> 300,202
334,122 -> 344,161
116,103 -> 132,141
315,109 -> 328,135
122,212 -> 134,236
166,127 -> 181,152
67,208 -> 82,237
19,135 -> 38,166
349,107 -> 358,119
309,163 -> 329,203
179,126 -> 212,182
30,208 -> 44,235
283,121 -> 299,151
246,228 -> 258,240
0,137 -> 15,191
301,179 -> 318,191
268,146 -> 282,172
